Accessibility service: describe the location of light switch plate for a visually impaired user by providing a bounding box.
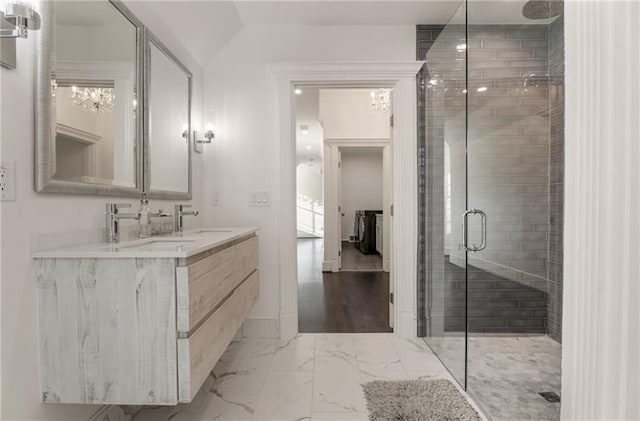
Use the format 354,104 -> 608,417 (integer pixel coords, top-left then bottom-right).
249,191 -> 271,207
1,161 -> 16,201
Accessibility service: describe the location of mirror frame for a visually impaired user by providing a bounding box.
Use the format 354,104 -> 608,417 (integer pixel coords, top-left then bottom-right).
143,30 -> 193,200
35,0 -> 145,197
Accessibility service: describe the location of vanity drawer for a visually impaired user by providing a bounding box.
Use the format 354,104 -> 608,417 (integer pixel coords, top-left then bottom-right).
176,235 -> 258,332
177,270 -> 259,402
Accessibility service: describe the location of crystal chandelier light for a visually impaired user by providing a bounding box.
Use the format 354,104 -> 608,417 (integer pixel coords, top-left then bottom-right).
370,88 -> 391,113
71,86 -> 115,113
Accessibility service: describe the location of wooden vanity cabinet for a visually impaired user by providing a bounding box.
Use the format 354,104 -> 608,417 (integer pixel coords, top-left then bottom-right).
34,234 -> 259,405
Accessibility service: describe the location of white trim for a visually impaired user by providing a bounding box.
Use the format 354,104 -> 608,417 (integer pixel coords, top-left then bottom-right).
562,1 -> 640,419
242,317 -> 281,338
55,123 -> 100,177
56,60 -> 133,82
324,138 -> 391,145
271,61 -> 423,340
55,123 -> 102,144
269,62 -> 422,82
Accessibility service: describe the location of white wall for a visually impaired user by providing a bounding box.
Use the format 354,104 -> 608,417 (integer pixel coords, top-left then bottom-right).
562,1 -> 640,419
202,24 -> 414,336
0,2 -> 204,419
340,148 -> 383,240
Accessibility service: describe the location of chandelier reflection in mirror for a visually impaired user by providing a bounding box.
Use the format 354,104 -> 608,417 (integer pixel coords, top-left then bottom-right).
71,86 -> 115,113
370,88 -> 391,113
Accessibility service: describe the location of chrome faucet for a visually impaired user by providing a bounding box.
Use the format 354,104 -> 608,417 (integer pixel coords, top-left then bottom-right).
174,204 -> 199,232
106,203 -> 140,243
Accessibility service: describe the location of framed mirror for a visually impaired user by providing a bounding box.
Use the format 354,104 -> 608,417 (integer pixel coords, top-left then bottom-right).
144,31 -> 192,199
36,0 -> 143,196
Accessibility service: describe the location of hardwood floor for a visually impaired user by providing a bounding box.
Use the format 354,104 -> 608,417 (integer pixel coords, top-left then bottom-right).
297,238 -> 392,333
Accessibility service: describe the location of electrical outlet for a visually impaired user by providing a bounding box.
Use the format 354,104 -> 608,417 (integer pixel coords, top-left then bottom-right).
0,161 -> 16,202
211,191 -> 223,207
248,191 -> 271,207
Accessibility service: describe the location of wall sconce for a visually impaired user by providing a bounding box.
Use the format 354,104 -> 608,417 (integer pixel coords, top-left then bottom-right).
1,3 -> 42,70
193,124 -> 215,153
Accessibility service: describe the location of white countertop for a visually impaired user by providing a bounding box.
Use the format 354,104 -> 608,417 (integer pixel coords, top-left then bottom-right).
31,227 -> 259,259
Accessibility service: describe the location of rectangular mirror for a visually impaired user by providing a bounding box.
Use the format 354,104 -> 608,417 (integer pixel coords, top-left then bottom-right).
144,32 -> 192,199
36,0 -> 143,196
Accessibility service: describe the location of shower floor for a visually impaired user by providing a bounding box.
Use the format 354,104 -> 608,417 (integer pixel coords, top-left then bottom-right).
427,335 -> 561,420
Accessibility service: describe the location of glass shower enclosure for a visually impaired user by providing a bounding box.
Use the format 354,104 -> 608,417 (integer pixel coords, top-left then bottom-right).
418,1 -> 564,419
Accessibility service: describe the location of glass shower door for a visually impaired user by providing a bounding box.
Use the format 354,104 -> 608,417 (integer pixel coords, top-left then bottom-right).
463,3 -> 563,419
420,1 -> 564,418
421,0 -> 468,388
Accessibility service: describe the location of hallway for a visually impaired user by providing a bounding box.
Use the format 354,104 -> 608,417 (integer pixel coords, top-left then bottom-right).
297,238 -> 392,333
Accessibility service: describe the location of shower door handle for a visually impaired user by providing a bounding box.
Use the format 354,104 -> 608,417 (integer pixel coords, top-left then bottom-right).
462,208 -> 486,252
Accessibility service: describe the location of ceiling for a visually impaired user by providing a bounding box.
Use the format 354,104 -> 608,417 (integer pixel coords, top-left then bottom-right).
147,2 -> 243,68
143,0 -> 554,66
55,2 -> 131,26
233,1 -> 460,26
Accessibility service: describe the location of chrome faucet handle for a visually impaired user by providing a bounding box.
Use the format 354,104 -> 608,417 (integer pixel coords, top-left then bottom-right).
106,202 -> 139,243
107,202 -> 131,212
174,204 -> 199,232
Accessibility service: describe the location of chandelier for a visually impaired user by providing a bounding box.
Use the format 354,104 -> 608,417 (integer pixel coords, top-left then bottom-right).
370,89 -> 391,113
71,86 -> 114,113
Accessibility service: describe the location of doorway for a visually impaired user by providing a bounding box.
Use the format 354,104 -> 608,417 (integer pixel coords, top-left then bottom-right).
339,147 -> 384,272
270,61 -> 422,340
295,87 -> 393,333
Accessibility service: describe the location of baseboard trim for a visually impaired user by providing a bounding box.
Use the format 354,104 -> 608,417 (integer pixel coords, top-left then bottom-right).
396,312 -> 417,339
279,314 -> 298,340
322,261 -> 333,272
242,317 -> 280,338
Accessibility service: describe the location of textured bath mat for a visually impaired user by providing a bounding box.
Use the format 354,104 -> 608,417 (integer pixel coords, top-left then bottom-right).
362,379 -> 481,421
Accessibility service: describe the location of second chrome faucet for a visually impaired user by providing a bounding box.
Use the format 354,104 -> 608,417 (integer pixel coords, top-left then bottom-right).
175,204 -> 199,232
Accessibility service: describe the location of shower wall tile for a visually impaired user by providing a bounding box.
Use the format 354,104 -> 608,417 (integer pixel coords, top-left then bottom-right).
547,16 -> 565,343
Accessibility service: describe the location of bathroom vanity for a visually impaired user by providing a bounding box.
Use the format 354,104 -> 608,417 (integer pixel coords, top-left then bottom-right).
32,227 -> 259,405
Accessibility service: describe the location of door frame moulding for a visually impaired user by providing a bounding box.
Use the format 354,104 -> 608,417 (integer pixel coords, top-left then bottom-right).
323,139 -> 392,274
269,61 -> 424,340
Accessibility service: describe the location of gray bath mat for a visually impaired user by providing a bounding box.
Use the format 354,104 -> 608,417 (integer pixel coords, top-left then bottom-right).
362,379 -> 481,421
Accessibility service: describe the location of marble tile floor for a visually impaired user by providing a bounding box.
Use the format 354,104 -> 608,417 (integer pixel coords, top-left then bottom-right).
132,333 -> 485,421
427,335 -> 562,421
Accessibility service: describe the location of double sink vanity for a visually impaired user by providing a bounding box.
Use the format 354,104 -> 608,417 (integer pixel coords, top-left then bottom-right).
27,0 -> 261,406
32,226 -> 260,405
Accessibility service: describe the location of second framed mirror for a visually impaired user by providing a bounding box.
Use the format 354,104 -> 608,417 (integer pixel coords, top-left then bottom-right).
144,30 -> 192,199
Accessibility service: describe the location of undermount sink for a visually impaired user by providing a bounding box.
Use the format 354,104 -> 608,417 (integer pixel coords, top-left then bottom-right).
116,239 -> 198,251
191,229 -> 233,234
